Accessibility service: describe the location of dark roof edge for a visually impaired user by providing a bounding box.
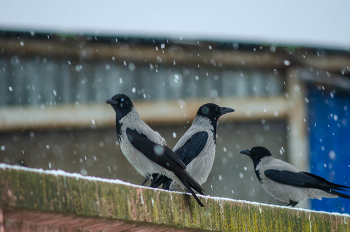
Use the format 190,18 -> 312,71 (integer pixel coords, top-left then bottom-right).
1,29 -> 349,55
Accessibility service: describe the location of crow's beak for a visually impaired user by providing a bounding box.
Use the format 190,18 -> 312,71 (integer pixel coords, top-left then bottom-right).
220,107 -> 235,115
105,98 -> 117,105
240,149 -> 251,156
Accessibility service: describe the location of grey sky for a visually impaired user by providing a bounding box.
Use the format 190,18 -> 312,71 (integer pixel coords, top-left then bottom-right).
1,0 -> 349,49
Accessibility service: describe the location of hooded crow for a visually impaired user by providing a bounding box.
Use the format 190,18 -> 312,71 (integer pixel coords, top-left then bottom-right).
240,146 -> 350,207
146,103 -> 235,191
106,94 -> 205,207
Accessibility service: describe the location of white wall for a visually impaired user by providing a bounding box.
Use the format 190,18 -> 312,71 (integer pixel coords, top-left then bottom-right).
1,0 -> 349,49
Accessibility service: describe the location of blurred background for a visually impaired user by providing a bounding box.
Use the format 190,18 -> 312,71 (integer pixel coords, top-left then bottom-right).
0,0 -> 349,213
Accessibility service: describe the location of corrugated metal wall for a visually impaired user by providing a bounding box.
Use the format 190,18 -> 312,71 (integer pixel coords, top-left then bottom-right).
308,84 -> 350,213
0,56 -> 283,107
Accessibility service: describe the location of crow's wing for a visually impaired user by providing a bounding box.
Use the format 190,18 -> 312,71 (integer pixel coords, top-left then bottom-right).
175,131 -> 208,165
301,171 -> 350,190
265,169 -> 349,191
126,128 -> 186,171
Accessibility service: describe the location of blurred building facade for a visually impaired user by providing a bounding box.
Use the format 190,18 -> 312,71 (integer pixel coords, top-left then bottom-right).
0,31 -> 349,212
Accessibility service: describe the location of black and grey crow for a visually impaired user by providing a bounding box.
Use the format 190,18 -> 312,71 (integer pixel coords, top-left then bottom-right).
240,146 -> 350,207
106,94 -> 205,207
147,103 -> 235,191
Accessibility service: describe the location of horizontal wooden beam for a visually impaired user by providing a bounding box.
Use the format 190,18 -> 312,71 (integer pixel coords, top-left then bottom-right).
1,38 -> 349,73
297,67 -> 350,91
4,209 -> 194,232
1,164 -> 349,231
0,38 -> 285,68
298,54 -> 350,73
0,96 -> 288,131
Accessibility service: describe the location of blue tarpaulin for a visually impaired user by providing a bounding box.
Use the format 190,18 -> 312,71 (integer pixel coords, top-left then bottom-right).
308,85 -> 350,213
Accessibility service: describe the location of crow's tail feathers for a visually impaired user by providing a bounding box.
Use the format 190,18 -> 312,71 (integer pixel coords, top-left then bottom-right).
175,174 -> 204,207
141,177 -> 149,186
150,174 -> 172,189
327,189 -> 350,199
184,174 -> 204,195
173,168 -> 204,194
162,178 -> 173,190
